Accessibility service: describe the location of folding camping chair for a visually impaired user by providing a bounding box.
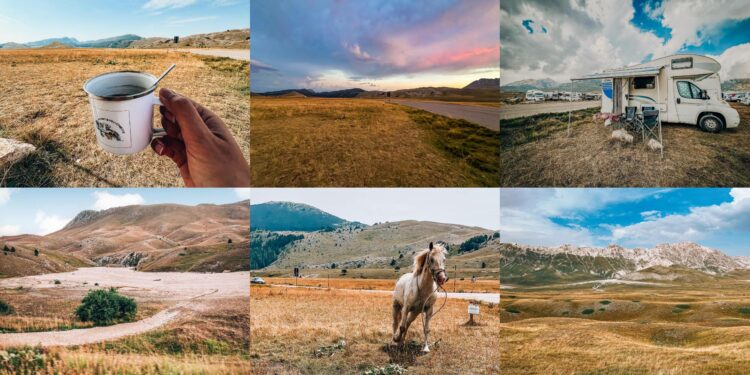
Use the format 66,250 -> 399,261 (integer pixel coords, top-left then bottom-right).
640,109 -> 660,143
622,106 -> 637,131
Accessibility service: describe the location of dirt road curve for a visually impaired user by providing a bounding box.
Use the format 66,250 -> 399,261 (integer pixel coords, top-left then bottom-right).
500,101 -> 599,120
268,284 -> 500,304
0,268 -> 248,347
183,49 -> 249,61
392,100 -> 500,131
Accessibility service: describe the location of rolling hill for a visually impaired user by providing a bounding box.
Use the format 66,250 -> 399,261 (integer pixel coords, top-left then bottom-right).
501,242 -> 750,286
501,78 -> 601,93
0,201 -> 249,277
251,201 -> 350,232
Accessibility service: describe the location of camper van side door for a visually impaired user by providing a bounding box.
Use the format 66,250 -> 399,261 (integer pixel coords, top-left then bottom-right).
675,81 -> 706,125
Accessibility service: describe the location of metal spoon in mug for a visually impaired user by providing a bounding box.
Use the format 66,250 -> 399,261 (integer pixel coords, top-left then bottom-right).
149,64 -> 176,91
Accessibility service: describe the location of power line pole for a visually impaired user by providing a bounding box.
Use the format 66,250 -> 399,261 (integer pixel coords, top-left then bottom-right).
453,265 -> 457,293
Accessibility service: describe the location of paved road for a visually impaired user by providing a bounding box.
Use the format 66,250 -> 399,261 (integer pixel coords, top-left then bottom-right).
500,101 -> 599,120
0,268 -> 248,347
267,283 -> 499,304
182,49 -> 249,61
392,100 -> 500,131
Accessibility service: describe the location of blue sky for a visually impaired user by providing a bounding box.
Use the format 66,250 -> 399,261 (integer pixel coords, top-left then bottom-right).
251,0 -> 500,92
0,188 -> 249,236
501,188 -> 750,255
0,0 -> 248,44
251,188 -> 500,230
501,0 -> 750,83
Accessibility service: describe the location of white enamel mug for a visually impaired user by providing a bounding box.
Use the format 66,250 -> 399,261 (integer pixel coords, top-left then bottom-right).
83,71 -> 166,155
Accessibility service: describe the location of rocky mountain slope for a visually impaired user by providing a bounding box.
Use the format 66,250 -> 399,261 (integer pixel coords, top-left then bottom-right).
0,201 -> 249,277
501,242 -> 748,286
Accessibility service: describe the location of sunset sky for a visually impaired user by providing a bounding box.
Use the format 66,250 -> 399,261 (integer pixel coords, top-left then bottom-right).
251,0 -> 500,92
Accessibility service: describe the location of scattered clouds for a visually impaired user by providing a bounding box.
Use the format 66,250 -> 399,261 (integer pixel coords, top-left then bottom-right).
234,188 -> 251,200
167,15 -> 219,25
143,0 -> 197,10
0,189 -> 11,205
252,0 -> 499,92
35,211 -> 70,235
93,192 -> 145,211
0,225 -> 20,236
640,210 -> 662,221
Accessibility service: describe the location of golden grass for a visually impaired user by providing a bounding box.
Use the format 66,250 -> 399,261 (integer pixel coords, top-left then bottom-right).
501,103 -> 750,186
500,281 -> 750,373
250,286 -> 499,374
0,287 -> 163,333
1,297 -> 250,374
250,97 -> 498,187
0,49 -> 249,187
260,277 -> 499,293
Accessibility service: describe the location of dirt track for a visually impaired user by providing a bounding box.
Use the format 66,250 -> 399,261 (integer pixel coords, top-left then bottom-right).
392,100 -> 500,130
183,49 -> 249,61
0,268 -> 248,347
500,100 -> 599,120
267,283 -> 499,304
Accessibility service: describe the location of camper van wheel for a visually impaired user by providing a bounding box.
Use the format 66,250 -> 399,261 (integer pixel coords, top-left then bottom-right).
699,114 -> 723,133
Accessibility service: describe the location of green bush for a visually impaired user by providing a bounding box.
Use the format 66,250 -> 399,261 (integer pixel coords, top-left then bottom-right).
740,307 -> 750,315
505,307 -> 521,314
0,300 -> 13,315
0,347 -> 57,373
75,288 -> 137,326
675,304 -> 691,309
599,300 -> 611,305
581,309 -> 595,315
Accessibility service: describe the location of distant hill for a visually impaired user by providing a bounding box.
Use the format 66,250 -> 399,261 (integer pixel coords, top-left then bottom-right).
40,41 -> 73,49
0,42 -> 29,49
722,79 -> 750,91
0,201 -> 249,277
26,37 -> 79,48
128,29 -> 249,49
258,88 -> 365,98
77,34 -> 142,48
501,78 -> 600,93
250,201 -> 349,232
464,78 -> 499,90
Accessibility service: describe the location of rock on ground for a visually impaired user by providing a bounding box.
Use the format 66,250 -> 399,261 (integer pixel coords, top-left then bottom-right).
610,129 -> 633,144
0,138 -> 35,167
647,138 -> 663,151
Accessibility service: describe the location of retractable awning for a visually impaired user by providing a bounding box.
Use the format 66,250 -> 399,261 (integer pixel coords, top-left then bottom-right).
572,66 -> 662,81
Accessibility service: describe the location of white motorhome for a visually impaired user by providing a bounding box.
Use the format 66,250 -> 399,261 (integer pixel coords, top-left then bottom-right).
573,54 -> 739,132
525,89 -> 545,102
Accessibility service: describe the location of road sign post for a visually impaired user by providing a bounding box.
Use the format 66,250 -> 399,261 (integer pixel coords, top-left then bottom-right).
465,303 -> 480,326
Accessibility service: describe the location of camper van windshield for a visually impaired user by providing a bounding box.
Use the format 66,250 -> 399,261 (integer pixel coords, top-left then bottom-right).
677,81 -> 703,99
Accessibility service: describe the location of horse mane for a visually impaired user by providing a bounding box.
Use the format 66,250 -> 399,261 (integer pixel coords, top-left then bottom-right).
412,243 -> 446,276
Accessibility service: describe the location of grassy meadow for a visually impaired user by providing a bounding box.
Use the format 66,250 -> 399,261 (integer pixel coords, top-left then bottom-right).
500,103 -> 750,186
251,285 -> 499,374
250,97 -> 499,187
0,49 -> 249,187
501,279 -> 750,373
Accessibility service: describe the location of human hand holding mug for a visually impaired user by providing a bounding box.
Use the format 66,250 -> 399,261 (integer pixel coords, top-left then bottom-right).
150,88 -> 250,187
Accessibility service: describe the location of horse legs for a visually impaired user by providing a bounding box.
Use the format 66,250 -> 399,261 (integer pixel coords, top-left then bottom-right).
396,309 -> 420,345
422,305 -> 433,352
391,301 -> 402,344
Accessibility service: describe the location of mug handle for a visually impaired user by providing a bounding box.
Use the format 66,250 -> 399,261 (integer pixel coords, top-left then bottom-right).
149,95 -> 167,138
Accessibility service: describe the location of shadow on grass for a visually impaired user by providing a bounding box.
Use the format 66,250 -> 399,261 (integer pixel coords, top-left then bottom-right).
381,340 -> 430,367
0,137 -> 120,187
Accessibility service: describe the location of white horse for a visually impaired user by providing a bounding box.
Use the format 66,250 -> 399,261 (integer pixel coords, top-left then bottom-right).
392,242 -> 449,352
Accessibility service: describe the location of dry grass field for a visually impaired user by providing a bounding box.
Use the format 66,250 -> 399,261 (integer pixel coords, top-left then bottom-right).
258,277 -> 499,294
501,103 -> 750,186
0,294 -> 250,374
251,285 -> 499,374
250,97 -> 499,187
0,49 -> 249,187
501,279 -> 750,374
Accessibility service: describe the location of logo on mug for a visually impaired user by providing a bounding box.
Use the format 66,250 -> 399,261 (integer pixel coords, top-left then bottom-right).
95,118 -> 125,142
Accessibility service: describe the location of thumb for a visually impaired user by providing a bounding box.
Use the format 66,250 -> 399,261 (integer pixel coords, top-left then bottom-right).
159,88 -> 211,144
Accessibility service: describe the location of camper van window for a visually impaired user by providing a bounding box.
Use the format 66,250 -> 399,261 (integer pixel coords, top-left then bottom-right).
671,57 -> 693,70
633,77 -> 655,89
677,81 -> 703,99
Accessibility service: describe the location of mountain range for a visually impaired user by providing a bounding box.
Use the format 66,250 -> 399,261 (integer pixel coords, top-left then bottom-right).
501,242 -> 750,286
250,201 -> 499,271
0,201 -> 249,278
0,29 -> 249,50
255,78 -> 501,99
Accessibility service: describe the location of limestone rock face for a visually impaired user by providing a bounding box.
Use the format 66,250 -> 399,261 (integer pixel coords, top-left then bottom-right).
0,138 -> 35,166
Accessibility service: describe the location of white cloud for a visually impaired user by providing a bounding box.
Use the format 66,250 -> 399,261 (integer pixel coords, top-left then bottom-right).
640,210 -> 662,221
0,189 -> 11,205
710,44 -> 750,80
234,188 -> 251,200
167,16 -> 219,25
0,225 -> 20,236
605,188 -> 750,246
143,0 -> 197,10
93,192 -> 145,211
35,211 -> 70,235
653,0 -> 750,56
